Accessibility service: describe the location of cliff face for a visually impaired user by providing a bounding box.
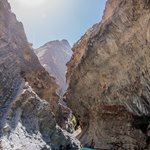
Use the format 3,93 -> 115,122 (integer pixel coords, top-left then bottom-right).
34,40 -> 73,132
1,83 -> 80,150
0,0 -> 80,149
35,40 -> 72,98
0,0 -> 59,117
66,0 -> 150,149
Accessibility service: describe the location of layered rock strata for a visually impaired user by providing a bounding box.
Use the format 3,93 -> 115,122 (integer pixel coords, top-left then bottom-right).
0,0 -> 81,149
34,40 -> 73,132
66,0 -> 150,149
0,0 -> 58,118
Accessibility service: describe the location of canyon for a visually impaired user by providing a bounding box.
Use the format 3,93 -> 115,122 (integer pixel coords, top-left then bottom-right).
0,0 -> 150,149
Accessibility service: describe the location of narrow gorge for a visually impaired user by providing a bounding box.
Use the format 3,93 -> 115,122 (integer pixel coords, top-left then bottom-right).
0,0 -> 150,150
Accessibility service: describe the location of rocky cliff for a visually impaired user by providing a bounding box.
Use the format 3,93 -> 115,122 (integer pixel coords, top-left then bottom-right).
34,40 -> 73,132
0,0 -> 59,117
66,0 -> 150,149
0,0 -> 80,149
1,82 -> 80,150
35,40 -> 72,98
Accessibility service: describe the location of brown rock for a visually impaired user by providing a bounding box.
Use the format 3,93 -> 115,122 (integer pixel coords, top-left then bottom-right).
0,0 -> 59,120
66,0 -> 150,149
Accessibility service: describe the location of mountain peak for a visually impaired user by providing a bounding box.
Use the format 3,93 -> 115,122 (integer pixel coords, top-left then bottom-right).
39,39 -> 71,49
61,39 -> 70,45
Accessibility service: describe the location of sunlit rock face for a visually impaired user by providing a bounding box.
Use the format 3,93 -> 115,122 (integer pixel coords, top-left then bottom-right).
0,0 -> 58,117
35,40 -> 72,99
66,0 -> 150,149
0,0 -> 81,149
1,82 -> 81,150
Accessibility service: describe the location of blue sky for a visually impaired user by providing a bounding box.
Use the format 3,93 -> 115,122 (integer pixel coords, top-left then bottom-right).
9,0 -> 106,48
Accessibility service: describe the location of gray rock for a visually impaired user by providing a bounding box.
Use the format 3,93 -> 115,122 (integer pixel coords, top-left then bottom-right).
0,0 -> 81,149
1,82 -> 81,150
66,0 -> 150,149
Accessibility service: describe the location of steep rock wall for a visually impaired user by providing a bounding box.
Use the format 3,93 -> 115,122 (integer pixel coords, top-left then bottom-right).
0,0 -> 81,149
66,0 -> 150,149
1,82 -> 80,150
0,0 -> 58,118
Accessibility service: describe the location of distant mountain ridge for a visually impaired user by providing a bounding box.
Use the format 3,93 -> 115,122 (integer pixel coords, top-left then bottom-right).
34,39 -> 72,98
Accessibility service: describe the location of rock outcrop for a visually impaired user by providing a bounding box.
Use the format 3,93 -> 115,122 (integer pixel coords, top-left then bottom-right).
0,0 -> 58,118
34,40 -> 73,132
35,40 -> 72,99
0,0 -> 81,149
66,0 -> 150,149
1,82 -> 80,150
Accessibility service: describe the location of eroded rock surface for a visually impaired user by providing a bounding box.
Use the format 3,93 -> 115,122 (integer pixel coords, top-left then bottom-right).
66,0 -> 150,149
35,40 -> 72,98
34,40 -> 74,132
0,0 -> 81,149
1,82 -> 81,150
0,0 -> 59,118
